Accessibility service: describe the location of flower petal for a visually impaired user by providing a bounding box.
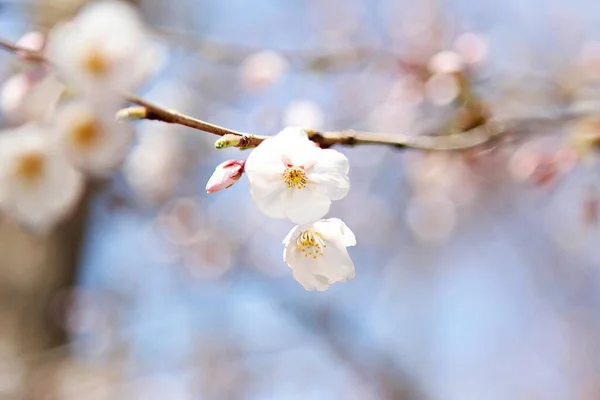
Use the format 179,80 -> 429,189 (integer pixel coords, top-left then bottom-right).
281,188 -> 331,225
282,224 -> 302,245
308,149 -> 350,200
250,180 -> 287,219
284,245 -> 331,291
313,218 -> 356,247
244,137 -> 285,183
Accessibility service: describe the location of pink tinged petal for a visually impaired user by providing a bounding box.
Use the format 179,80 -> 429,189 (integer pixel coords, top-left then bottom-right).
205,160 -> 244,194
313,218 -> 356,247
281,188 -> 331,225
16,31 -> 45,53
1,74 -> 31,117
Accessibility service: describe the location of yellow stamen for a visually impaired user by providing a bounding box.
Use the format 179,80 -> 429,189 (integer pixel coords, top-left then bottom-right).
283,166 -> 307,189
70,116 -> 101,150
297,230 -> 327,259
82,48 -> 110,77
14,152 -> 45,184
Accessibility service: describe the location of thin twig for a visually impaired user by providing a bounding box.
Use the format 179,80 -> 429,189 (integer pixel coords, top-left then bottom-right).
1,36 -> 506,151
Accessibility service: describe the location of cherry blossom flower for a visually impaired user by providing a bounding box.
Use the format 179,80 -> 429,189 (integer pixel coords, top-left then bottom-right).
44,0 -> 155,94
244,127 -> 350,224
206,160 -> 245,194
0,125 -> 84,231
283,218 -> 356,291
53,99 -> 133,175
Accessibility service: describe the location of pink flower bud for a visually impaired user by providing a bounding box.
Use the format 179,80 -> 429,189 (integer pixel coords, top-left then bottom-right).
206,160 -> 245,194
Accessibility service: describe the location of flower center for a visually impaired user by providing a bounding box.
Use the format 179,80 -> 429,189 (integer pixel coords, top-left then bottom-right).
82,48 -> 110,77
70,116 -> 101,150
297,230 -> 326,259
14,151 -> 45,184
283,166 -> 307,189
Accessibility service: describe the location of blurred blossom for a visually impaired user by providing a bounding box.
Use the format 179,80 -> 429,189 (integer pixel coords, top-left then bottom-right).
453,33 -> 489,66
575,41 -> 600,81
424,73 -> 460,105
182,235 -> 234,280
406,192 -> 456,244
568,116 -> 600,162
240,50 -> 289,91
15,31 -> 45,54
45,0 -> 155,94
124,122 -> 185,204
0,124 -> 84,232
1,72 -> 64,123
283,218 -> 356,291
53,99 -> 134,175
282,99 -> 325,131
0,73 -> 31,118
508,139 -> 578,188
428,51 -> 464,75
155,197 -> 205,246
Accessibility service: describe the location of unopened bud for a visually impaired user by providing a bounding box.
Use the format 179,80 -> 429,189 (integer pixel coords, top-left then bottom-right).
206,160 -> 245,194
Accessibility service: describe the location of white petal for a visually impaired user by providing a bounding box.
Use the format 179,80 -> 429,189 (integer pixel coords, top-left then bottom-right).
307,149 -> 350,200
274,127 -> 309,142
283,232 -> 355,291
284,246 -> 331,291
315,242 -> 356,283
282,224 -> 302,245
281,188 -> 331,225
244,137 -> 285,182
250,180 -> 287,219
313,218 -> 356,247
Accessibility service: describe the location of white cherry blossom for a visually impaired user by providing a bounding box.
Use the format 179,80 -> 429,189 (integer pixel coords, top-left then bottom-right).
44,0 -> 155,94
244,127 -> 350,224
52,99 -> 133,175
283,218 -> 356,291
0,125 -> 84,231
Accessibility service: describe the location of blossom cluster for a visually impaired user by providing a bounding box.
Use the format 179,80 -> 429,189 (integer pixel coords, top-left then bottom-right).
206,128 -> 357,291
0,1 -> 158,230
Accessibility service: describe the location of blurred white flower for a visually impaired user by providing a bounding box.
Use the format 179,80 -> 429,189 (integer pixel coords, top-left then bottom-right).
1,72 -> 65,123
283,218 -> 356,291
424,73 -> 459,105
241,50 -> 289,90
53,99 -> 133,175
283,100 -> 325,131
123,123 -> 184,204
0,73 -> 31,118
244,127 -> 350,224
45,0 -> 155,94
453,33 -> 488,65
205,160 -> 245,194
0,125 -> 84,231
428,50 -> 464,74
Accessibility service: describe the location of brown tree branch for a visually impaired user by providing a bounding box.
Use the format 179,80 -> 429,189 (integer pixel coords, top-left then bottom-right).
1,36 -> 505,151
